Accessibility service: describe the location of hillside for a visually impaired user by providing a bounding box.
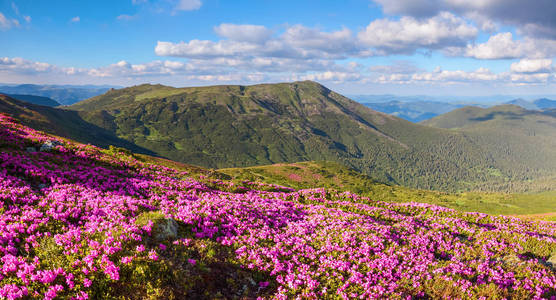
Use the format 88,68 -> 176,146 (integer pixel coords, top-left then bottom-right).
221,161 -> 556,219
421,105 -> 556,191
68,81 -> 556,192
1,93 -> 60,107
0,94 -> 154,155
0,113 -> 555,299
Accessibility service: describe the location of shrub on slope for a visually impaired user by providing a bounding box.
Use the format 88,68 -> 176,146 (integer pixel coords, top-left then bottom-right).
0,113 -> 555,299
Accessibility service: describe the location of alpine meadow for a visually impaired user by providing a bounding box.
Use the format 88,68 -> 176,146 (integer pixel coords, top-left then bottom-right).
1,0 -> 555,299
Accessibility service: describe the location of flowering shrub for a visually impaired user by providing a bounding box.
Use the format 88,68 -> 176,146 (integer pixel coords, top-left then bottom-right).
0,113 -> 555,299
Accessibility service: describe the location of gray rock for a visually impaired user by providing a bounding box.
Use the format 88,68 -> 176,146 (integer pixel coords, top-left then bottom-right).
547,254 -> 556,269
26,147 -> 37,153
152,218 -> 178,242
40,140 -> 62,152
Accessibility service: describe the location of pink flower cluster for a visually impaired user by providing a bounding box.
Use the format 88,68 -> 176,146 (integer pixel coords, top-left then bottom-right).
0,113 -> 555,299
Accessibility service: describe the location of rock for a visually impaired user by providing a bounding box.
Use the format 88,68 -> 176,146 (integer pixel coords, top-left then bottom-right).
26,147 -> 37,153
40,140 -> 62,152
136,211 -> 179,242
547,254 -> 556,269
501,254 -> 522,266
152,218 -> 178,242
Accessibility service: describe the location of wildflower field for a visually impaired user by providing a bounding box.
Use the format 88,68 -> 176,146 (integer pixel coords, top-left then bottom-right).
0,113 -> 555,299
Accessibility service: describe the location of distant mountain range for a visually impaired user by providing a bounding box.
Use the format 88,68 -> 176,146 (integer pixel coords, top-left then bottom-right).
0,84 -> 118,106
1,81 -> 554,192
361,101 -> 470,122
506,98 -> 556,110
356,97 -> 556,122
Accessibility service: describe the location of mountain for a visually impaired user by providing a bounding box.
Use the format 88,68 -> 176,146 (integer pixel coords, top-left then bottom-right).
67,81 -> 556,192
0,94 -> 154,154
1,93 -> 60,107
362,100 -> 466,122
0,84 -> 116,105
421,105 -> 556,191
534,98 -> 556,109
505,98 -> 556,110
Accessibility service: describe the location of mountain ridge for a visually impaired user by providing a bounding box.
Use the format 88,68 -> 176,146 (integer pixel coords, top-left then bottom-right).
66,81 -> 556,192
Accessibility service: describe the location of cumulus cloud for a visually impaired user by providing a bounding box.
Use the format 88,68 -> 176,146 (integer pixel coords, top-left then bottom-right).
510,59 -> 553,74
0,57 -> 57,74
357,12 -> 477,54
157,18 -> 478,64
70,16 -> 80,23
156,24 -> 363,60
457,32 -> 556,59
282,25 -> 359,56
372,0 -> 556,39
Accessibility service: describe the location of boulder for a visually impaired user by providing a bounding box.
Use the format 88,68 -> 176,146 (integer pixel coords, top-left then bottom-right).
547,253 -> 556,269
40,140 -> 62,152
153,218 -> 178,242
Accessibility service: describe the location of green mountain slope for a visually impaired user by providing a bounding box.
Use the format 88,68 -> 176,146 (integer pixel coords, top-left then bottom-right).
67,81 -> 556,192
421,105 -> 556,191
0,94 -> 155,154
220,161 -> 556,219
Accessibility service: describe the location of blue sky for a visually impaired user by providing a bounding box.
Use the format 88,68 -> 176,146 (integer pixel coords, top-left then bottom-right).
1,0 -> 556,96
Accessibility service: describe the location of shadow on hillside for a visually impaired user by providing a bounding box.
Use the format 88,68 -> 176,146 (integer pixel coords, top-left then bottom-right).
470,111 -> 526,122
1,95 -> 158,156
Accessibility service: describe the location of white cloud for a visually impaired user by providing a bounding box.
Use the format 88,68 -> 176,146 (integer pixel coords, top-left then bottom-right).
70,16 -> 80,23
369,61 -> 420,74
510,59 -> 553,74
117,14 -> 136,21
214,24 -> 273,43
23,15 -> 31,23
0,12 -> 19,30
2,55 -> 555,89
372,0 -> 556,39
0,57 -> 57,74
357,12 -> 477,54
156,24 -> 363,60
301,71 -> 361,83
175,0 -> 201,11
458,32 -> 556,59
282,25 -> 359,56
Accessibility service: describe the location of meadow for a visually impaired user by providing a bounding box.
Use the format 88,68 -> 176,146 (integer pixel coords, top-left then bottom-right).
0,113 -> 554,299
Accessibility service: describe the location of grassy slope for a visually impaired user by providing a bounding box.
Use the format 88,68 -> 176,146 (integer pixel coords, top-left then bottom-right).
220,161 -> 556,220
68,82 -> 556,192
